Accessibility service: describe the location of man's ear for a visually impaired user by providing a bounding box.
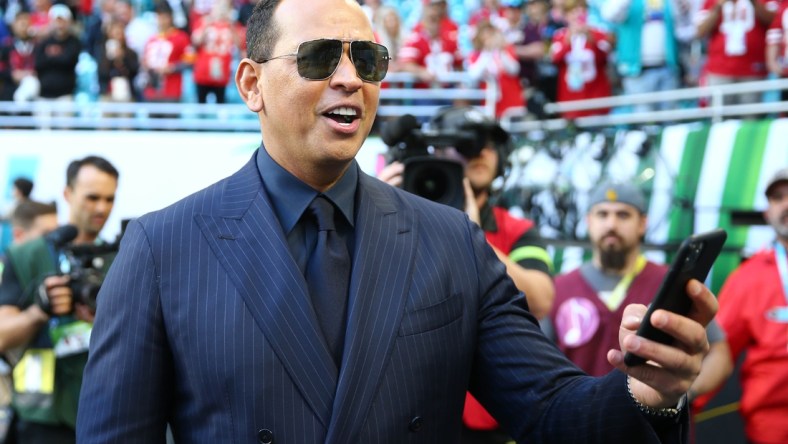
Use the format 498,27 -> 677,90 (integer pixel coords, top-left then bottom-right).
235,59 -> 264,113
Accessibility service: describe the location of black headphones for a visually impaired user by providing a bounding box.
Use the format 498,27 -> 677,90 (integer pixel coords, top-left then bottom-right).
428,106 -> 513,178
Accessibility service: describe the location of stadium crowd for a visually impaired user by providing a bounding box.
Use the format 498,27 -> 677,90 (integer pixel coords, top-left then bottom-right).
1,0 -> 787,119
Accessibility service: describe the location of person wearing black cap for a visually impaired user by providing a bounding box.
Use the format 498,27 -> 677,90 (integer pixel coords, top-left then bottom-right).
716,166 -> 788,444
546,181 -> 732,407
380,106 -> 554,443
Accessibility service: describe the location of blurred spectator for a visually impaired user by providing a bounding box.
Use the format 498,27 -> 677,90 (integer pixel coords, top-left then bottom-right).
373,5 -> 405,71
468,0 -> 505,39
33,4 -> 81,100
515,0 -> 564,114
398,0 -> 463,87
76,0 -> 94,22
83,0 -> 120,59
0,11 -> 36,102
497,0 -> 526,44
766,0 -> 788,103
8,199 -> 57,245
190,0 -> 219,30
549,0 -> 569,29
27,0 -> 52,39
716,167 -> 788,444
165,0 -> 190,32
412,0 -> 460,46
467,20 -> 525,117
550,0 -> 612,118
191,0 -> 240,103
360,0 -> 382,25
117,0 -> 156,59
97,20 -> 139,102
138,1 -> 192,102
696,0 -> 778,105
601,0 -> 695,112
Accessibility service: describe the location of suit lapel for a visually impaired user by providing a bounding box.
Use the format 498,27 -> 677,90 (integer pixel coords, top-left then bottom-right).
327,174 -> 417,443
194,155 -> 337,429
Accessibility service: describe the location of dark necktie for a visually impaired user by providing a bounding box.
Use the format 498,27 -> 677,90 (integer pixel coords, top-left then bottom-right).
305,195 -> 350,366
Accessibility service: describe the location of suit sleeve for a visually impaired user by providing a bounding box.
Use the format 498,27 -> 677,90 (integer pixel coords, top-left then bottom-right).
77,218 -> 173,443
462,218 -> 688,443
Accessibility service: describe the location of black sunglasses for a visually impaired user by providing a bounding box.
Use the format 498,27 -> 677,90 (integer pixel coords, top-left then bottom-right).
257,38 -> 391,82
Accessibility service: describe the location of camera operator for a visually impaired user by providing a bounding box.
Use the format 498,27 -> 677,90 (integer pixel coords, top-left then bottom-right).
0,199 -> 59,444
378,106 -> 554,444
0,156 -> 118,444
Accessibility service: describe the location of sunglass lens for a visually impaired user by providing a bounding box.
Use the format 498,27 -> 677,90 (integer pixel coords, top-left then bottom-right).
297,39 -> 342,80
351,42 -> 389,82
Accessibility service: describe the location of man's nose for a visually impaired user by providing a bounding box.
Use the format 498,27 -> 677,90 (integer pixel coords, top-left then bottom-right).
330,52 -> 364,89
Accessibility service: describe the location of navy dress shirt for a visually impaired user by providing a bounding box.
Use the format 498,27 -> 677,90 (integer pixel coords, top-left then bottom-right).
255,146 -> 357,275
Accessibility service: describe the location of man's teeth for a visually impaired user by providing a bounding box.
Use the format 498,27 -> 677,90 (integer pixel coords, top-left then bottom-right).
328,107 -> 357,124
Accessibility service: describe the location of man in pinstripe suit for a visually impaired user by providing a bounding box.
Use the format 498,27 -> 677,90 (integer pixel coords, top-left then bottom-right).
76,0 -> 717,442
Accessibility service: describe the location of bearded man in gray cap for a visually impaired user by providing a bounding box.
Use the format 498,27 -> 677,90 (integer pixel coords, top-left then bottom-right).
546,181 -> 732,411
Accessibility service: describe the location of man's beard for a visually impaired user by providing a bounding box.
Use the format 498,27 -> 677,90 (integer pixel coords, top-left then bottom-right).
768,211 -> 788,240
599,246 -> 628,272
596,233 -> 632,272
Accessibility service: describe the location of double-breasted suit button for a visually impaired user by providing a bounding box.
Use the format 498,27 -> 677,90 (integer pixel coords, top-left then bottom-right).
408,416 -> 424,432
257,428 -> 274,444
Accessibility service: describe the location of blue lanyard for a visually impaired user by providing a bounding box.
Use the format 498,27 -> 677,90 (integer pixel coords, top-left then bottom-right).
776,242 -> 788,305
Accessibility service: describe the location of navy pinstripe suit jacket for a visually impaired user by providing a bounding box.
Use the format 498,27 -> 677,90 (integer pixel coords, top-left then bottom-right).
76,151 -> 686,443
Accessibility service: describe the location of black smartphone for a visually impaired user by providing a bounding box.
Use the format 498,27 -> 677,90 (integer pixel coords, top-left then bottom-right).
623,228 -> 728,366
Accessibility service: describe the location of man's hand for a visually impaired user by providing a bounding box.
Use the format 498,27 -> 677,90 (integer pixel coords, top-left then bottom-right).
607,279 -> 717,408
378,161 -> 404,188
40,275 -> 74,316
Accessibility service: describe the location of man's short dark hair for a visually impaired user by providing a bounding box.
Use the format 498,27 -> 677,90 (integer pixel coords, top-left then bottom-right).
11,200 -> 57,230
13,177 -> 34,198
66,156 -> 120,188
246,0 -> 282,62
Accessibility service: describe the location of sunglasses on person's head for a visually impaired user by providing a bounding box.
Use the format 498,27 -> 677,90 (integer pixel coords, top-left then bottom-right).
257,38 -> 391,83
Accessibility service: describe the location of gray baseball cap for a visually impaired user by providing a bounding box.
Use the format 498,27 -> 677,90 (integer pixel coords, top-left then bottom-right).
588,181 -> 647,213
765,167 -> 788,197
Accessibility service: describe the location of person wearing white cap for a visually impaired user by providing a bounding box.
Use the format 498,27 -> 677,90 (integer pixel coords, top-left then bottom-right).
716,166 -> 788,444
32,4 -> 81,99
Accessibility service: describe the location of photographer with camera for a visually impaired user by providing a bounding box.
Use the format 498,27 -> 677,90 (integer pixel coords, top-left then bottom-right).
0,156 -> 118,444
379,106 -> 554,444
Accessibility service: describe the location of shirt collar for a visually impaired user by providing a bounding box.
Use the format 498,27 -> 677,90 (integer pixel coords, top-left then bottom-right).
256,146 -> 357,234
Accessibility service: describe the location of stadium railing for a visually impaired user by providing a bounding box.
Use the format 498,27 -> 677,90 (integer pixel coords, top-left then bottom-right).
0,71 -> 496,131
1,75 -> 787,132
500,77 -> 788,136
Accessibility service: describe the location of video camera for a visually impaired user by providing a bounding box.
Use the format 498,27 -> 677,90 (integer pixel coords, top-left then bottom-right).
44,222 -> 126,312
381,113 -> 484,210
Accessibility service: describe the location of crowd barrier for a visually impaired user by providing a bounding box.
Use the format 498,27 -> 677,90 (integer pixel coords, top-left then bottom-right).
0,72 -> 495,130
